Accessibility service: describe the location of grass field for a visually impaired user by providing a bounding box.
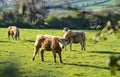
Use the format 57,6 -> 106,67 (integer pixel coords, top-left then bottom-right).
0,28 -> 120,77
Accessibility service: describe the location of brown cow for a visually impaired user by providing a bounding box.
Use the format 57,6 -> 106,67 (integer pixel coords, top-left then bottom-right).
32,34 -> 67,63
8,26 -> 20,40
63,30 -> 86,51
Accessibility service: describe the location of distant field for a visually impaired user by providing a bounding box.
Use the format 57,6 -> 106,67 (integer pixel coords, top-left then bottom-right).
46,0 -> 116,10
53,0 -> 117,11
71,0 -> 116,10
0,28 -> 120,77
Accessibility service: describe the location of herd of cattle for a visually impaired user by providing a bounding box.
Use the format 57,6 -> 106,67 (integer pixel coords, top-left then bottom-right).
7,25 -> 120,75
7,26 -> 86,63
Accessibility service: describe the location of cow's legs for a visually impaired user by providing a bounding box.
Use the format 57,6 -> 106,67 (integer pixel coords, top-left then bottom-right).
52,51 -> 57,63
17,35 -> 20,40
12,36 -> 14,40
80,42 -> 83,50
17,32 -> 20,40
70,42 -> 72,51
58,52 -> 63,63
18,34 -> 20,40
80,41 -> 86,50
83,41 -> 86,50
70,38 -> 73,51
13,34 -> 17,40
8,33 -> 10,40
32,46 -> 39,61
41,49 -> 44,61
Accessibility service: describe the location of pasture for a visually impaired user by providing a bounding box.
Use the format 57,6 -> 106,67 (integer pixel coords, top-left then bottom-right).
0,28 -> 120,77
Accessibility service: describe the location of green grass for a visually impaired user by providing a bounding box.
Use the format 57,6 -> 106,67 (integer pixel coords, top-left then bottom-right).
71,0 -> 116,11
0,28 -> 120,77
101,0 -> 116,5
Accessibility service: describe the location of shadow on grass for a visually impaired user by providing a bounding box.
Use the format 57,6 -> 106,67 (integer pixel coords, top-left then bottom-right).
0,40 -> 35,43
63,63 -> 109,70
23,40 -> 35,42
71,50 -> 77,51
0,40 -> 20,43
0,40 -> 9,43
0,63 -> 20,77
89,51 -> 120,55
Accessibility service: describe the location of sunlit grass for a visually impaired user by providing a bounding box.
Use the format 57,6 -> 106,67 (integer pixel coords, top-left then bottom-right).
0,28 -> 120,77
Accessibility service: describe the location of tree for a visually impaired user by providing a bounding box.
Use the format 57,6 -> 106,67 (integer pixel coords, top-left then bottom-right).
5,0 -> 50,27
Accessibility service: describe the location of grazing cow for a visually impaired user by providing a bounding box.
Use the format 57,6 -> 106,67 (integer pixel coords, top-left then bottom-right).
63,30 -> 86,51
32,35 -> 67,63
8,26 -> 20,40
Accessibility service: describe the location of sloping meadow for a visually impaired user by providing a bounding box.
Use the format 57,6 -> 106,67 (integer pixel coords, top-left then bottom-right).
0,28 -> 120,77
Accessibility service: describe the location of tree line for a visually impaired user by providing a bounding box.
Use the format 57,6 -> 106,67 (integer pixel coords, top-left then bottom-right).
0,0 -> 120,30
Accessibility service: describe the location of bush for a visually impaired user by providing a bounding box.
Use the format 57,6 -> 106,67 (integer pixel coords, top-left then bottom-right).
45,13 -> 90,29
0,10 -> 44,28
45,15 -> 61,28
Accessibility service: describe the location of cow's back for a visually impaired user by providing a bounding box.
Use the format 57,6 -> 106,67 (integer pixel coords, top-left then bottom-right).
72,32 -> 85,43
36,35 -> 52,51
8,26 -> 19,34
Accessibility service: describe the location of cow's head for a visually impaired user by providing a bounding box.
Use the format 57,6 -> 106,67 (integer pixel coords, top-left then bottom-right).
63,30 -> 72,39
58,38 -> 68,49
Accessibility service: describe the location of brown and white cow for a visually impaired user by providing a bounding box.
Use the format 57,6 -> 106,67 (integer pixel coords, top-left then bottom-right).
63,30 -> 86,51
8,26 -> 20,40
32,34 -> 67,63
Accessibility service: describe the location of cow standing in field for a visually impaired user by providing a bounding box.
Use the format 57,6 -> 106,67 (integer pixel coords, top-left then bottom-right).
32,35 -> 67,63
63,30 -> 86,51
8,26 -> 20,40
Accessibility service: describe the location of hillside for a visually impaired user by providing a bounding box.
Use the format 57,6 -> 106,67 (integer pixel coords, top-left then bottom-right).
45,0 -> 116,11
0,0 -> 116,11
